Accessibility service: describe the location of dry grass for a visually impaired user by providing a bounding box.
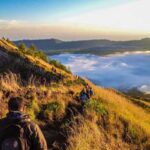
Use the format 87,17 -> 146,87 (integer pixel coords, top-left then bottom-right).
85,79 -> 150,137
0,39 -> 18,52
25,54 -> 72,79
0,91 -> 3,99
0,73 -> 20,92
0,73 -> 80,121
67,118 -> 130,150
0,73 -> 150,149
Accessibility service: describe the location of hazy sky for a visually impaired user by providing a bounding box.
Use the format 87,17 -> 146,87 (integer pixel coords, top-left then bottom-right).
0,0 -> 150,40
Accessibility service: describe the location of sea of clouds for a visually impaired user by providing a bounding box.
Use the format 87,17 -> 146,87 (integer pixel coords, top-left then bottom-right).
51,52 -> 150,94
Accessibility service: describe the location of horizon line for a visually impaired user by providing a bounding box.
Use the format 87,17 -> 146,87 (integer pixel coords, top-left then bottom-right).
11,37 -> 150,42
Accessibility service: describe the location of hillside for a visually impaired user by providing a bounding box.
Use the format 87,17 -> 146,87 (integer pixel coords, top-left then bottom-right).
14,38 -> 150,55
0,39 -> 150,150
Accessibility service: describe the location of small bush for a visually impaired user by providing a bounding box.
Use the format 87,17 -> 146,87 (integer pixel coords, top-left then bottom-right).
129,127 -> 138,140
49,59 -> 71,73
5,38 -> 16,46
75,77 -> 86,85
42,102 -> 64,121
128,124 -> 146,143
64,80 -> 73,86
26,95 -> 40,120
64,77 -> 86,86
46,102 -> 60,112
85,99 -> 107,116
18,43 -> 48,62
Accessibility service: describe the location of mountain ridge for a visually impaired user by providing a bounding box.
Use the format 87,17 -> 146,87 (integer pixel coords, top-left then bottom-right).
14,38 -> 150,49
14,38 -> 150,55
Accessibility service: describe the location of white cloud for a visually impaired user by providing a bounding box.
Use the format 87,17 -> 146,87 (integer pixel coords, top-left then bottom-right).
56,54 -> 98,72
61,0 -> 150,33
138,85 -> 150,94
0,19 -> 24,29
107,51 -> 150,57
51,53 -> 150,92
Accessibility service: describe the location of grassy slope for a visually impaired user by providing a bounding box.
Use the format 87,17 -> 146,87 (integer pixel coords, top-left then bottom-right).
0,39 -> 72,79
0,39 -> 18,51
66,80 -> 150,150
0,39 -> 150,150
87,79 -> 150,135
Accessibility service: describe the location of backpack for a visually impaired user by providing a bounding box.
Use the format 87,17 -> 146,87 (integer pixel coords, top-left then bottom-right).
0,123 -> 30,150
80,92 -> 88,102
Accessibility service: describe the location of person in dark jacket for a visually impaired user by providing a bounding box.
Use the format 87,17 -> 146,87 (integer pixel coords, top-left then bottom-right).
86,87 -> 94,98
80,88 -> 88,105
0,97 -> 48,150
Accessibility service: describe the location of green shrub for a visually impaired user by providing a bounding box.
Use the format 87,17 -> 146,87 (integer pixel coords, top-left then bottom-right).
64,77 -> 86,86
75,77 -> 86,85
128,124 -> 145,142
64,80 -> 73,86
43,102 -> 64,120
6,38 -> 16,46
129,127 -> 138,140
85,99 -> 107,116
46,102 -> 60,112
49,59 -> 71,73
18,43 -> 27,54
17,43 -> 48,62
26,95 -> 40,120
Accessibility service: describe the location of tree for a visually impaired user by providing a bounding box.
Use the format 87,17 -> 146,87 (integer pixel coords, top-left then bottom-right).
37,51 -> 48,62
29,44 -> 37,52
6,38 -> 16,46
18,42 -> 26,53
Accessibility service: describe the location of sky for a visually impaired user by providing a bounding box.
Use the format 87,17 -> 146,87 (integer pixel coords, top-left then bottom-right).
0,0 -> 150,40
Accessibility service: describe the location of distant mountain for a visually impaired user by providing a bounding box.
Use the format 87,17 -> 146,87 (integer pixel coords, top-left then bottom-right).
14,38 -> 63,50
14,38 -> 150,55
14,38 -> 114,50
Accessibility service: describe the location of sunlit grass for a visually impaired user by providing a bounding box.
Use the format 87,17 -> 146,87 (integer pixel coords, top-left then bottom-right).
86,79 -> 150,136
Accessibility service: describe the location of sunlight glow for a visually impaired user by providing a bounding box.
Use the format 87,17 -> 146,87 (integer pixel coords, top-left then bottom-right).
61,0 -> 150,33
0,0 -> 150,40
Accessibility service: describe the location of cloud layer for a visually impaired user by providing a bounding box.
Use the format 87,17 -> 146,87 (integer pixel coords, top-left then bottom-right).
51,53 -> 150,93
